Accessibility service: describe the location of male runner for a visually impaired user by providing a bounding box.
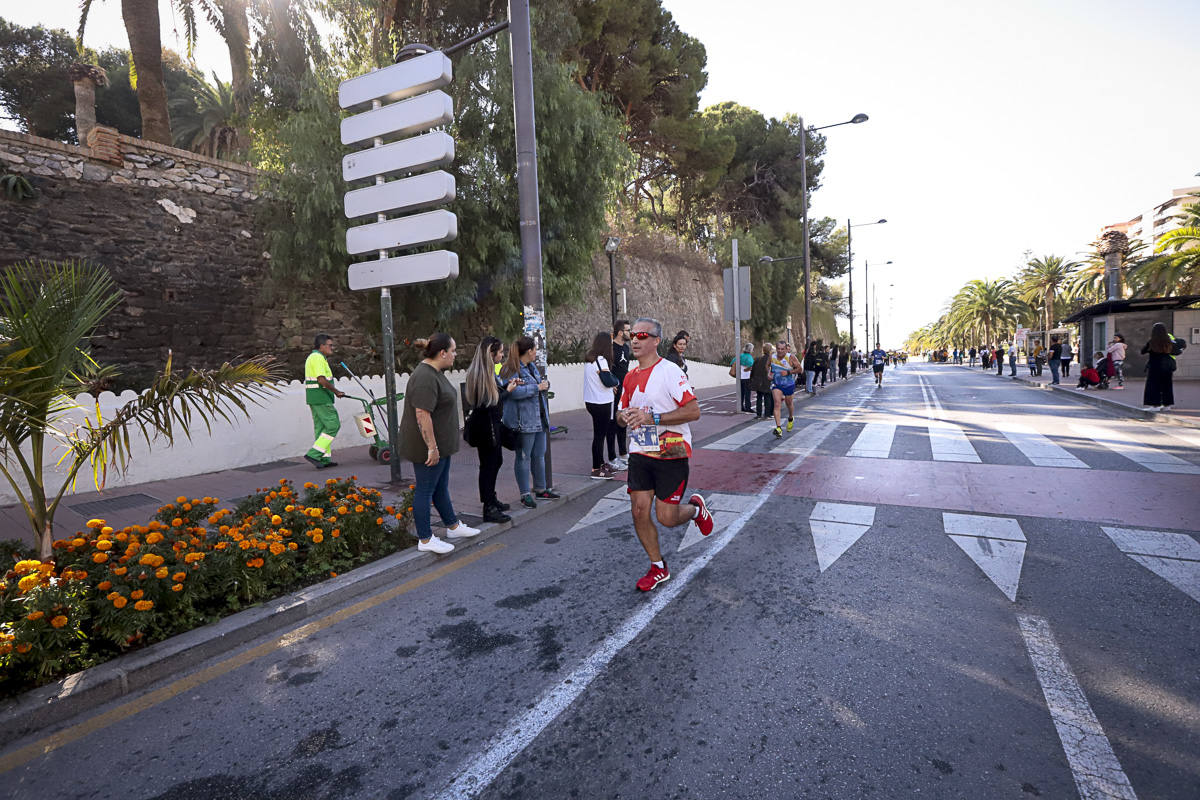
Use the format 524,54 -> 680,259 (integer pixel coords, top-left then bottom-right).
618,317 -> 715,592
870,343 -> 888,386
770,340 -> 801,437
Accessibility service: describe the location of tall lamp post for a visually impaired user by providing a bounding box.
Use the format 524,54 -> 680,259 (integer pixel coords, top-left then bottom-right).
845,218 -> 886,349
795,112 -> 869,345
864,259 -> 892,348
604,236 -> 620,332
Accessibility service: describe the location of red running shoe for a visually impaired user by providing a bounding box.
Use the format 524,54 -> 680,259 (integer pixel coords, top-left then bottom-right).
689,493 -> 714,536
636,563 -> 670,592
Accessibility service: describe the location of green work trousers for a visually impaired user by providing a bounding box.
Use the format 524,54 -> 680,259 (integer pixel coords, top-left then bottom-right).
305,404 -> 341,463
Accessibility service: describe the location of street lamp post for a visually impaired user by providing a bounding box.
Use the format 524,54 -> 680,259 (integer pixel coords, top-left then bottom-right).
864,259 -> 891,349
845,218 -> 886,349
604,236 -> 620,332
796,112 -> 869,345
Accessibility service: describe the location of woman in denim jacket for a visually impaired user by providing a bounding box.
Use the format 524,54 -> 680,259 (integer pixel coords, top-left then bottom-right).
500,336 -> 560,508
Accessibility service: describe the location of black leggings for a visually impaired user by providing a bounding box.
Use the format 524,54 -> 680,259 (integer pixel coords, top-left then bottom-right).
476,442 -> 503,506
586,401 -> 617,468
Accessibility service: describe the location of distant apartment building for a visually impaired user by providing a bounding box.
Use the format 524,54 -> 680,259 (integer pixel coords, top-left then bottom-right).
1103,184 -> 1200,250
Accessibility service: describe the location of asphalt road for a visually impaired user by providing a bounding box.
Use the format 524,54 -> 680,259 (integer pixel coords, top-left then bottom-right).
3,363 -> 1198,800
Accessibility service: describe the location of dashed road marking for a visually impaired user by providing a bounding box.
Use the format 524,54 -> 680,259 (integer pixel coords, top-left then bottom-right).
1071,423 -> 1200,474
1003,422 -> 1089,469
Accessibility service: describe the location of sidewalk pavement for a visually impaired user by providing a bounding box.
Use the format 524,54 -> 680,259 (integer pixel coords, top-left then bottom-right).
0,384 -> 763,545
953,361 -> 1200,428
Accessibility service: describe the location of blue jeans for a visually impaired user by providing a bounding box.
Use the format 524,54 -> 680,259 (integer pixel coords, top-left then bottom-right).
412,457 -> 457,540
1049,359 -> 1060,384
805,370 -> 816,393
514,430 -> 547,495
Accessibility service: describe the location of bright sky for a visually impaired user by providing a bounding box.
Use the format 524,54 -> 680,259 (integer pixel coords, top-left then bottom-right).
7,1 -> 1200,347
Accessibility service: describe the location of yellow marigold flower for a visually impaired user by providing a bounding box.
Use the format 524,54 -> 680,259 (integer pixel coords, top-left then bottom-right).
26,611 -> 44,621
337,506 -> 348,515
86,519 -> 105,529
112,596 -> 128,609
50,615 -> 68,628
14,560 -> 41,575
326,478 -> 337,485
285,505 -> 294,512
171,583 -> 183,592
96,540 -> 113,551
15,643 -> 31,654
271,515 -> 282,526
134,600 -> 154,611
99,524 -> 114,534
17,574 -> 40,593
115,532 -> 128,542
172,572 -> 186,582
146,532 -> 164,544
304,482 -> 316,490
93,552 -> 109,564
312,533 -> 324,544
130,589 -> 144,600
98,580 -> 112,591
113,566 -> 128,576
71,537 -> 86,548
155,567 -> 168,579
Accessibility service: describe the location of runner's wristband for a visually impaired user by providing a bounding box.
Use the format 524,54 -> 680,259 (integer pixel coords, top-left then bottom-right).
652,412 -> 661,426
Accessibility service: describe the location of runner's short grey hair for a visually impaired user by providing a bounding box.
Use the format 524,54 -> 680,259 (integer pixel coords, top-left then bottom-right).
633,317 -> 662,338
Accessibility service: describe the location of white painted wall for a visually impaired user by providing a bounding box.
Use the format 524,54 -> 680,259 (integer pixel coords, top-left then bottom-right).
0,361 -> 734,506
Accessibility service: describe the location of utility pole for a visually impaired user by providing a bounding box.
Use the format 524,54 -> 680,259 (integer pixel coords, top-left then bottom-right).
846,219 -> 853,349
798,117 -> 811,345
732,238 -> 741,395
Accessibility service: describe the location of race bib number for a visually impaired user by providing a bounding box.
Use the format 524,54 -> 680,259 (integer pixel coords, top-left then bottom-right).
631,423 -> 659,452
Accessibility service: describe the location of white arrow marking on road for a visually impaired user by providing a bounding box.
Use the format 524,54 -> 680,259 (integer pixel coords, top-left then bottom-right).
846,423 -> 895,458
1002,422 -> 1089,469
1018,614 -> 1138,800
1070,423 -> 1200,474
943,512 -> 1026,601
1101,526 -> 1200,604
566,498 -> 629,534
808,502 -> 875,572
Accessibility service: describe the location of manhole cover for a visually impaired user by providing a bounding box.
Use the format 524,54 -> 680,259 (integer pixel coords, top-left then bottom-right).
69,493 -> 162,516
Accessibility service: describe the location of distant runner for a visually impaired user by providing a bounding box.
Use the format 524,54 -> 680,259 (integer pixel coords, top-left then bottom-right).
618,317 -> 715,592
870,344 -> 887,387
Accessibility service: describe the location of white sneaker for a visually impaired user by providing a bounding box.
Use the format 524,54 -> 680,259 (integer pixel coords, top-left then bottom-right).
446,522 -> 480,539
608,458 -> 627,471
417,535 -> 455,554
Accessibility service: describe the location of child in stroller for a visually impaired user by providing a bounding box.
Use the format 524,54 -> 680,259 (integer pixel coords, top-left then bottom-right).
1077,352 -> 1110,390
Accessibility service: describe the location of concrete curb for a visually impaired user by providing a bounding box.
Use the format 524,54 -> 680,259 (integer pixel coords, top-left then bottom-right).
0,476 -> 600,749
949,363 -> 1200,430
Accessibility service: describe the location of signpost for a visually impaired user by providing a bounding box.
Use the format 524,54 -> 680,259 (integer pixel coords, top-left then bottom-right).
339,50 -> 458,484
723,239 -> 750,396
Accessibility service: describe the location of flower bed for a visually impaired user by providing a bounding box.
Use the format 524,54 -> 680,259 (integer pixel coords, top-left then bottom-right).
0,476 -> 414,697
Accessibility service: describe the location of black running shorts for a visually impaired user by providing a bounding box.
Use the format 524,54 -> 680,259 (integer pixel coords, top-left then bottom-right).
873,364 -> 884,374
626,453 -> 689,504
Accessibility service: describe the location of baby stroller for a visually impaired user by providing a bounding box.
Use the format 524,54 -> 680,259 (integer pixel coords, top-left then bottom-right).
1093,355 -> 1113,390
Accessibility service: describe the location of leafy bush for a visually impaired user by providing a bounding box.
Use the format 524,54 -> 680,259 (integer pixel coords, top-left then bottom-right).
0,476 -> 414,695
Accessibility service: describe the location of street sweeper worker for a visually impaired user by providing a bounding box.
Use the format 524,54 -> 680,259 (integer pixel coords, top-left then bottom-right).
303,333 -> 346,469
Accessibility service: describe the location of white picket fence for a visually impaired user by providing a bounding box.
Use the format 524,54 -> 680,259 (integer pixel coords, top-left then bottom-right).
0,361 -> 734,506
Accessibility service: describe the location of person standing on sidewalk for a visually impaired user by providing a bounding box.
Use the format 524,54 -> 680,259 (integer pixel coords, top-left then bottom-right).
1048,336 -> 1062,385
968,346 -> 977,367
802,341 -> 820,395
617,317 -> 714,592
838,345 -> 849,380
303,334 -> 346,470
995,342 -> 1006,376
500,337 -> 559,509
400,334 -> 480,554
610,320 -> 632,469
1008,341 -> 1018,376
1061,339 -> 1074,377
664,331 -> 690,376
750,343 -> 775,419
585,332 -> 621,480
464,336 -> 513,524
1141,322 -> 1182,410
1106,333 -> 1127,388
734,343 -> 755,412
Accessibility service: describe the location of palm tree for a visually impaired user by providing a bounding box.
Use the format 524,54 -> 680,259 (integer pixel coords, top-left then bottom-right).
1068,236 -> 1149,304
0,260 -> 280,557
948,279 -> 1022,346
1018,255 -> 1079,341
171,72 -> 240,159
1134,195 -> 1200,296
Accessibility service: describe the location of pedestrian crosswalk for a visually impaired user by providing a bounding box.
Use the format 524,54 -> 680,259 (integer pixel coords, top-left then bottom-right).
701,415 -> 1200,473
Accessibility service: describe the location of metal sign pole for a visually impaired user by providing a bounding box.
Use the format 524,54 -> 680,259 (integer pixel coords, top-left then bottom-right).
369,97 -> 403,485
509,0 -> 552,486
732,238 -> 741,397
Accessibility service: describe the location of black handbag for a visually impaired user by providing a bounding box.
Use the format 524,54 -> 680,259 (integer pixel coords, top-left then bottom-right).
499,423 -> 518,451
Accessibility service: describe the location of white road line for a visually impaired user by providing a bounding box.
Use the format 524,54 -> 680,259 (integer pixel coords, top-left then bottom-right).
704,421 -> 775,451
773,420 -> 839,454
847,422 -> 896,458
1154,426 -> 1200,451
918,376 -> 982,463
1071,423 -> 1200,474
433,396 -> 869,799
1017,615 -> 1138,800
1003,423 -> 1089,469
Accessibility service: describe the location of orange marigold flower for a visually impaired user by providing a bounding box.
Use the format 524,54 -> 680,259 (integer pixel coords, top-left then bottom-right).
337,506 -> 348,515
134,600 -> 154,611
376,517 -> 383,525
330,572 -> 338,578
13,559 -> 41,575
50,615 -> 68,628
312,533 -> 324,544
15,643 -> 32,654
355,505 -> 364,513
219,525 -> 230,534
96,540 -> 113,551
26,611 -> 44,621
71,537 -> 86,548
285,505 -> 294,512
288,542 -> 298,551
155,567 -> 168,579
304,482 -> 316,489
239,540 -> 252,550
271,515 -> 283,526
176,495 -> 187,503
172,572 -> 186,581
269,543 -> 285,555
98,581 -> 112,591
100,526 -> 114,535
106,591 -> 120,600
113,566 -> 128,576
130,589 -> 144,600
86,519 -> 105,529
112,596 -> 128,609
385,506 -> 396,515
146,532 -> 164,544
115,532 -> 129,542
93,552 -> 109,563
182,503 -> 192,512
171,518 -> 183,527
171,583 -> 183,592
215,541 -> 229,550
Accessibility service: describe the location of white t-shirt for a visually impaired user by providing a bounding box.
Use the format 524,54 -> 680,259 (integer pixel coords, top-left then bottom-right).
583,355 -> 614,405
619,358 -> 697,459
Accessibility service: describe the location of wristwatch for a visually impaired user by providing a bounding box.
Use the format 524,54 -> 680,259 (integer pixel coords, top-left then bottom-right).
652,412 -> 661,426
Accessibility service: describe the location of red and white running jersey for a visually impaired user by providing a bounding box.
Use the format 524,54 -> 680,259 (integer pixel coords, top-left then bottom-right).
619,358 -> 697,459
